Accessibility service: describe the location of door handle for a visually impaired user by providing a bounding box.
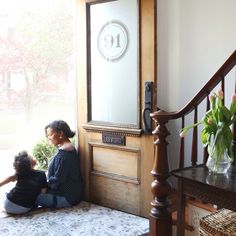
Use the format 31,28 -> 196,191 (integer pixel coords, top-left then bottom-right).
142,81 -> 153,134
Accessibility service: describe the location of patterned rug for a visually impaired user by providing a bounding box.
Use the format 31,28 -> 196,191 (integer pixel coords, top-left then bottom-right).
0,201 -> 149,236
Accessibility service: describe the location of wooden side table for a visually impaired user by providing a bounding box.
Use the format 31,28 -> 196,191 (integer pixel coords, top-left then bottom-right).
172,165 -> 236,236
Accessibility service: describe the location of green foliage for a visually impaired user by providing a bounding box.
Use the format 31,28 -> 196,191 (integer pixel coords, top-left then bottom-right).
32,137 -> 76,170
180,89 -> 236,162
32,139 -> 56,170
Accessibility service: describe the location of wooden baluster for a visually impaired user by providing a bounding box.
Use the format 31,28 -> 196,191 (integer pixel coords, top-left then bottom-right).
233,123 -> 236,166
149,113 -> 172,236
203,93 -> 210,163
179,116 -> 185,168
221,79 -> 225,104
191,107 -> 198,166
233,73 -> 236,165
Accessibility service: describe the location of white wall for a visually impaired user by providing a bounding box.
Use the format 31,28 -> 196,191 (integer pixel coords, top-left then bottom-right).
157,0 -> 236,111
157,0 -> 236,173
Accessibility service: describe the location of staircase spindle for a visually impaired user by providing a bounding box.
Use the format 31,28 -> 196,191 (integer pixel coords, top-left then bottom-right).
203,93 -> 210,163
221,78 -> 225,105
191,107 -> 198,166
179,116 -> 185,168
233,71 -> 236,165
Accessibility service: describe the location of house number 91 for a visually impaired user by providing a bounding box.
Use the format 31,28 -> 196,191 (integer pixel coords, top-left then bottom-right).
97,21 -> 129,62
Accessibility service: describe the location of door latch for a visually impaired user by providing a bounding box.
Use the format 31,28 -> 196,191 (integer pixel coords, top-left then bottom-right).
142,81 -> 153,134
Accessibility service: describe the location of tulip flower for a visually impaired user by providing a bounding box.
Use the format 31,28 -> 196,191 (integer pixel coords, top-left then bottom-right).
216,89 -> 224,99
207,118 -> 213,125
208,94 -> 214,103
179,131 -> 185,138
232,94 -> 236,102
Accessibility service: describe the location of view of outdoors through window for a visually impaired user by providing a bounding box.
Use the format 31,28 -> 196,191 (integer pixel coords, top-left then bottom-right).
0,0 -> 76,178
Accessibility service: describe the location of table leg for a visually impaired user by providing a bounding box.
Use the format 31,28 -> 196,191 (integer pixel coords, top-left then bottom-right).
177,178 -> 185,236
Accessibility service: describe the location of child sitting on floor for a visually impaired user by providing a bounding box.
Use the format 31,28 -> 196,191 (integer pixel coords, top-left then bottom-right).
0,150 -> 47,214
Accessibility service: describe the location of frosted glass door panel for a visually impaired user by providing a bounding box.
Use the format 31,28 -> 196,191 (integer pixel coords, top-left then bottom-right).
89,0 -> 139,126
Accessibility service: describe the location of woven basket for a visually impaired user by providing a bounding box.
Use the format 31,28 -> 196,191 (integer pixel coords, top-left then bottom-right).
199,209 -> 236,236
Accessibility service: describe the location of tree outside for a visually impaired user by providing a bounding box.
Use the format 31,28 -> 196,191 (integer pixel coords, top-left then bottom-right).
0,0 -> 76,178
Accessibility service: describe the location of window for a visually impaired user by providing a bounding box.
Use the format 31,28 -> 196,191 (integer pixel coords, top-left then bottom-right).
0,0 -> 76,175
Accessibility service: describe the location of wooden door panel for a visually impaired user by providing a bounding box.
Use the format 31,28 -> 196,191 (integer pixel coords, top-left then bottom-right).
90,144 -> 140,181
90,175 -> 140,215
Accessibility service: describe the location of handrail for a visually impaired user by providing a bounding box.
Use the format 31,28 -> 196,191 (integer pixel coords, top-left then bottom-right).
151,50 -> 236,121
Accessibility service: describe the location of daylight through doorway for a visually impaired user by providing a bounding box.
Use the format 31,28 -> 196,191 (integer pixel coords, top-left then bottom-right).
0,0 -> 76,183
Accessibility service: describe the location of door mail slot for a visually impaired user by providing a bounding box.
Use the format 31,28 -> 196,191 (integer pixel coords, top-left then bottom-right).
102,132 -> 125,146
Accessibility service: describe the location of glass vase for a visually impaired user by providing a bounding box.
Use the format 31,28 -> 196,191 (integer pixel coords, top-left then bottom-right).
206,150 -> 232,174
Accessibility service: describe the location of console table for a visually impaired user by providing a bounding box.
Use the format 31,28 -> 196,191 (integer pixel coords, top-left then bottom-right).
172,165 -> 236,236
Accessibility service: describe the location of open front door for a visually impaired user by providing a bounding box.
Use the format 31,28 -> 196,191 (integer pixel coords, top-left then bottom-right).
77,0 -> 156,217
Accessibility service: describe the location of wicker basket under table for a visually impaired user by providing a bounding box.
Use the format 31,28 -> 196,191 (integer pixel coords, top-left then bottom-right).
199,208 -> 236,235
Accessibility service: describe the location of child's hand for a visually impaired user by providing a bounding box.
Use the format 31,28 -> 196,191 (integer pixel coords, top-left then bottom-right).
9,175 -> 17,182
10,175 -> 17,182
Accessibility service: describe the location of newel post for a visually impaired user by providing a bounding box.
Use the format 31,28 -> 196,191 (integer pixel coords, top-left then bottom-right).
149,112 -> 172,236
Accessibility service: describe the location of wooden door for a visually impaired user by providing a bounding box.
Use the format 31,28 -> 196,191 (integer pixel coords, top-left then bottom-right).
77,0 -> 156,217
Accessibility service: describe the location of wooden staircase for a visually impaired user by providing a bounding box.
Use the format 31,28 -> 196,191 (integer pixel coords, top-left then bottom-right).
149,50 -> 236,235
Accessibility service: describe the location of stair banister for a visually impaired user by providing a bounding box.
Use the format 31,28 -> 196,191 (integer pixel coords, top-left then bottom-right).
148,49 -> 236,236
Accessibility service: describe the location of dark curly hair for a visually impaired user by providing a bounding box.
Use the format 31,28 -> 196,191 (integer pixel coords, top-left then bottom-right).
45,120 -> 75,138
14,151 -> 32,176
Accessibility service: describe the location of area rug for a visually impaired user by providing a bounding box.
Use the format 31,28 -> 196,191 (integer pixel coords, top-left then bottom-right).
0,201 -> 149,236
